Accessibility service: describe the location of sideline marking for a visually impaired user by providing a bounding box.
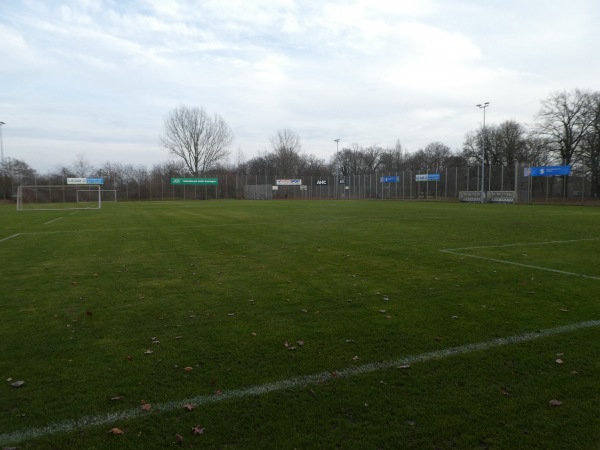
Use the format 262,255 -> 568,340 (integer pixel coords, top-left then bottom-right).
440,238 -> 600,281
0,233 -> 21,243
44,217 -> 63,225
1,320 -> 598,446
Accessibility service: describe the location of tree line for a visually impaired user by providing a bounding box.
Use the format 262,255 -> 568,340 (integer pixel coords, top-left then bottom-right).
1,89 -> 599,200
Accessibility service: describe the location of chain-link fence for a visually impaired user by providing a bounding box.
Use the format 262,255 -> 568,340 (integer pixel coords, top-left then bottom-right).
4,163 -> 598,204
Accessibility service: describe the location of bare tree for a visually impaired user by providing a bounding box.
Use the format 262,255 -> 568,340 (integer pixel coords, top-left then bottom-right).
71,153 -> 95,177
270,129 -> 302,176
161,105 -> 233,176
580,91 -> 600,196
536,89 -> 593,166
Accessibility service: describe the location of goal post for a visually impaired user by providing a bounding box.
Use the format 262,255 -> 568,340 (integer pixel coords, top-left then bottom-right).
17,185 -> 102,211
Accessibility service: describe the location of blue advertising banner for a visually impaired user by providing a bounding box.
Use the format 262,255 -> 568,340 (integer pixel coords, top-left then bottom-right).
415,174 -> 440,182
380,176 -> 400,183
526,165 -> 571,177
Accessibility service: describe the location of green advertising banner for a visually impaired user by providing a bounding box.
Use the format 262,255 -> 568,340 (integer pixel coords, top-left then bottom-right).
170,178 -> 219,185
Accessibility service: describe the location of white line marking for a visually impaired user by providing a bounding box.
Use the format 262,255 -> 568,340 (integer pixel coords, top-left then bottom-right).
442,237 -> 599,252
1,320 -> 598,446
440,237 -> 600,281
440,249 -> 600,280
44,217 -> 63,225
0,233 -> 21,243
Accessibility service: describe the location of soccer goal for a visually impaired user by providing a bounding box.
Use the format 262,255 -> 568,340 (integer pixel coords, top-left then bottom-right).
16,185 -> 102,211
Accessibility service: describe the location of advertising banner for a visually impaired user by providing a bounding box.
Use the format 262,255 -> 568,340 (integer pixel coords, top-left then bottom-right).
276,179 -> 302,186
415,174 -> 440,182
525,165 -> 571,177
171,178 -> 219,185
380,176 -> 400,183
67,178 -> 105,185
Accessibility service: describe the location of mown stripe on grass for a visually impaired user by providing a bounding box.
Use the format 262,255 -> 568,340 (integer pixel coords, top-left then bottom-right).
1,320 -> 598,446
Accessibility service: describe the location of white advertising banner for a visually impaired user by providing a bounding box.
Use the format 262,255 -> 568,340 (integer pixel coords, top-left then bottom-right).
276,179 -> 302,186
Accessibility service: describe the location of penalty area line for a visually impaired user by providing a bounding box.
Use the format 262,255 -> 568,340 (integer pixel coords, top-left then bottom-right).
440,248 -> 600,281
1,320 -> 599,446
44,217 -> 63,225
0,233 -> 21,244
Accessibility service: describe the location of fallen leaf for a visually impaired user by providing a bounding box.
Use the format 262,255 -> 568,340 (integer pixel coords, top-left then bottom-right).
549,399 -> 562,407
397,365 -> 410,369
297,340 -> 305,346
352,355 -> 359,361
251,332 -> 257,336
141,403 -> 152,411
555,359 -> 564,364
110,396 -> 124,401
125,355 -> 133,361
215,390 -> 222,396
175,433 -> 184,444
183,367 -> 193,373
191,425 -> 205,436
570,370 -> 578,375
378,310 -> 386,313
11,381 -> 25,388
144,349 -> 153,354
183,403 -> 195,411
108,427 -> 124,435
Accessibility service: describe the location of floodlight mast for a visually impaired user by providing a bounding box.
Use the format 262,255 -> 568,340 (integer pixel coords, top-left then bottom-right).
334,139 -> 340,199
0,121 -> 5,165
476,103 -> 489,203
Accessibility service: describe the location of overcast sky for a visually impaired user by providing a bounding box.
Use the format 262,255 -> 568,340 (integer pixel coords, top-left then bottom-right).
1,0 -> 599,174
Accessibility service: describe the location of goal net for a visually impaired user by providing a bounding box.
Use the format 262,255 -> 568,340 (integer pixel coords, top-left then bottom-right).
16,185 -> 102,211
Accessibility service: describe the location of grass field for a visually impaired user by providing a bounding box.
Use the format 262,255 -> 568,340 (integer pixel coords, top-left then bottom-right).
1,200 -> 599,449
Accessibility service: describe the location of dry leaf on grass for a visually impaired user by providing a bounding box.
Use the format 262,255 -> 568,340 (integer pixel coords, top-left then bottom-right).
108,427 -> 124,435
549,399 -> 562,406
192,425 -> 205,435
183,403 -> 195,411
141,403 -> 152,411
11,380 -> 25,388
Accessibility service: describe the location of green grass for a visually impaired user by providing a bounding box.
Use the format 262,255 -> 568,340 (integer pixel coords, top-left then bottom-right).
0,200 -> 599,449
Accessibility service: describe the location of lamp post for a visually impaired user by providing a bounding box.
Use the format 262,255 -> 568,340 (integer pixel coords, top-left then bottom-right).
476,103 -> 489,203
0,121 -> 5,165
334,139 -> 340,199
